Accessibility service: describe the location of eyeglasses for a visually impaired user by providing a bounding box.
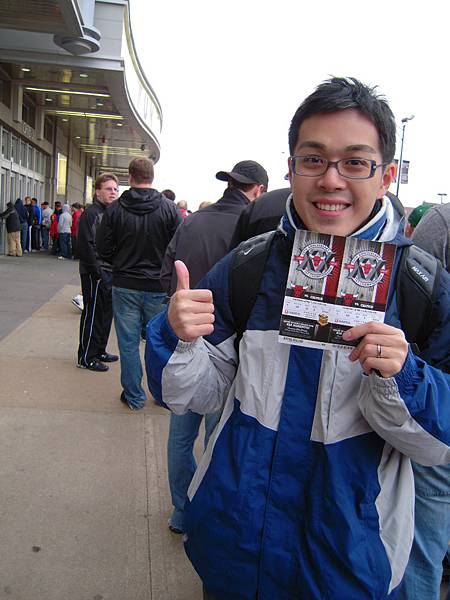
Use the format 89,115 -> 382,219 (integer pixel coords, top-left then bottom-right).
290,155 -> 387,180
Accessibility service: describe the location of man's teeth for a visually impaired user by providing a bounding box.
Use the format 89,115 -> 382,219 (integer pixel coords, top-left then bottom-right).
315,203 -> 348,212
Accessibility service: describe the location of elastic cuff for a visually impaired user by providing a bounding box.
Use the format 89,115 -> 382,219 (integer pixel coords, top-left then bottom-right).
394,347 -> 418,396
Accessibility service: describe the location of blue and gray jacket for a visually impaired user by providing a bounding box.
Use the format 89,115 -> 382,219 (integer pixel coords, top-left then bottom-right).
146,195 -> 450,600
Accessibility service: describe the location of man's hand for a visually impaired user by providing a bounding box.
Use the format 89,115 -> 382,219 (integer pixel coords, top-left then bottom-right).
167,261 -> 215,342
343,321 -> 409,378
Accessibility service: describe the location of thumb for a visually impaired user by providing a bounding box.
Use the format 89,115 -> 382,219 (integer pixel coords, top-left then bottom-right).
175,260 -> 190,291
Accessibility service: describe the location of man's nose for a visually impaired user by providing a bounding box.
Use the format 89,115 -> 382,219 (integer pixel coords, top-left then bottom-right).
317,163 -> 346,189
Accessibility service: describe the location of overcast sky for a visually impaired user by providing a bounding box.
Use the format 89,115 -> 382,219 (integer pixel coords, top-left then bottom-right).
131,0 -> 448,211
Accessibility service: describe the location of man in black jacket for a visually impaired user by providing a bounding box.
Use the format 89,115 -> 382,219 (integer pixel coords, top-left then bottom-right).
160,160 -> 268,534
96,157 -> 181,410
229,187 -> 291,249
77,173 -> 119,372
0,201 -> 22,256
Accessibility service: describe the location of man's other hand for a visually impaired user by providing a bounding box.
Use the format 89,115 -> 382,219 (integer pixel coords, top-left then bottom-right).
167,261 -> 215,342
343,322 -> 408,378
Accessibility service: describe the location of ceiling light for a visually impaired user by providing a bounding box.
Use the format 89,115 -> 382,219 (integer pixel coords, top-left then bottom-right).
75,136 -> 81,139
116,123 -> 123,127
79,73 -> 88,78
62,118 -> 68,122
21,67 -> 31,72
45,98 -> 52,102
96,102 -> 103,107
25,87 -> 109,98
48,110 -> 123,120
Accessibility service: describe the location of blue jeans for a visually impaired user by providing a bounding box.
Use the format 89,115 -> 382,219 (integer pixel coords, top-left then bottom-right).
58,232 -> 71,258
20,222 -> 28,251
167,409 -> 221,532
41,227 -> 49,250
112,287 -> 165,408
397,463 -> 450,600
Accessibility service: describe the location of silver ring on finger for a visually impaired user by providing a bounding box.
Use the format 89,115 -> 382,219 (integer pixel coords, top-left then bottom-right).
376,344 -> 382,358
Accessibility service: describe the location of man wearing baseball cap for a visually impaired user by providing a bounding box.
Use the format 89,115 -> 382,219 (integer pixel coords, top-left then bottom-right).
160,159 -> 268,535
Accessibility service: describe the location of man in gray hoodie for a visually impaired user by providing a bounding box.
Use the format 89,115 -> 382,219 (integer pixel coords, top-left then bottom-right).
57,205 -> 72,259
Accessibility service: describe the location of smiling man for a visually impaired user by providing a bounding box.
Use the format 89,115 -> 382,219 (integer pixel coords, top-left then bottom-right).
145,78 -> 450,599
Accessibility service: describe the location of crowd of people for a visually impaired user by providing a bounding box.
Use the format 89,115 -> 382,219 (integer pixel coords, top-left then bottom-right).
1,76 -> 449,600
0,196 -> 85,259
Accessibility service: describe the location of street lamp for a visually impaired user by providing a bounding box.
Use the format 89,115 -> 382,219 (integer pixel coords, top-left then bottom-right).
437,193 -> 447,204
395,115 -> 415,198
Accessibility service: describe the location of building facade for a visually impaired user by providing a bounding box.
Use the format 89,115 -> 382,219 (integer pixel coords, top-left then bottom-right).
0,0 -> 162,251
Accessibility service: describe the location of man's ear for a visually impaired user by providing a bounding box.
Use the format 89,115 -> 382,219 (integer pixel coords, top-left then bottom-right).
380,162 -> 396,195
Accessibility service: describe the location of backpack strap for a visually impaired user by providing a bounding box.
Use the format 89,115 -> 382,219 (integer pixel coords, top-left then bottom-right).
396,244 -> 442,350
229,230 -> 277,351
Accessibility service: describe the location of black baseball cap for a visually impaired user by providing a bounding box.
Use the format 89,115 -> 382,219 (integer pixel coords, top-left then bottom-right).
216,160 -> 268,188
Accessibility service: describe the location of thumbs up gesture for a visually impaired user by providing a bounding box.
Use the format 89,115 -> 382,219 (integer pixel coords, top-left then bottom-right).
167,261 -> 215,342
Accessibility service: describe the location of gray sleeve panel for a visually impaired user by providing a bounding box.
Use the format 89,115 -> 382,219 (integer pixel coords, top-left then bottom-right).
161,335 -> 238,415
358,373 -> 450,466
375,443 -> 414,593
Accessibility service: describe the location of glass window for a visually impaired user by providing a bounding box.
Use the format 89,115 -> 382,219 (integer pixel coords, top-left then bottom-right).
29,146 -> 35,172
57,153 -> 67,196
11,136 -> 18,164
2,128 -> 10,159
21,140 -> 27,166
85,175 -> 93,203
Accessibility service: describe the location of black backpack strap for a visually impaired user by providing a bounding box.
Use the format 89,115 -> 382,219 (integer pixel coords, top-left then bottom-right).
229,231 -> 277,351
396,244 -> 442,350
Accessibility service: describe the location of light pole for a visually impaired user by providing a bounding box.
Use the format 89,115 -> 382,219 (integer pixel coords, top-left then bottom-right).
395,115 -> 415,198
437,193 -> 447,204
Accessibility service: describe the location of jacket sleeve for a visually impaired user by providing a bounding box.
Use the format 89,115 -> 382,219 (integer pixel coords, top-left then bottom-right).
77,209 -> 101,274
358,272 -> 450,466
160,227 -> 179,296
95,206 -> 116,264
146,251 -> 238,415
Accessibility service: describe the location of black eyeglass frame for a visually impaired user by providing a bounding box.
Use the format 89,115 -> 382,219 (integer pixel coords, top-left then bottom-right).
290,155 -> 388,180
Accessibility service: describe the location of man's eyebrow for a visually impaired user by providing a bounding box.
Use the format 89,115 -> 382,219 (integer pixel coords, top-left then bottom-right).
344,144 -> 377,155
296,141 -> 326,151
295,141 -> 377,154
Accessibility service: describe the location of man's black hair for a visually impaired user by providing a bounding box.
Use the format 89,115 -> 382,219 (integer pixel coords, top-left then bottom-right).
288,77 -> 396,163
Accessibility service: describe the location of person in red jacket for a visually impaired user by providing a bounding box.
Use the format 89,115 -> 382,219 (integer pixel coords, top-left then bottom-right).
71,202 -> 83,258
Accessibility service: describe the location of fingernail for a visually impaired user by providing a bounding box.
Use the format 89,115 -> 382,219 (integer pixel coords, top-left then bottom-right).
343,330 -> 352,341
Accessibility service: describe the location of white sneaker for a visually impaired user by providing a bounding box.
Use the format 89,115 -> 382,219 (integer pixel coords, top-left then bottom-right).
57,256 -> 65,260
71,295 -> 84,311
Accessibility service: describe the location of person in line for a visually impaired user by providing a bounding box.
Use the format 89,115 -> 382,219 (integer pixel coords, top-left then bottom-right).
162,189 -> 176,202
71,202 -> 82,259
50,201 -> 62,255
57,205 -> 72,259
23,196 -> 34,253
96,157 -> 181,410
398,200 -> 450,600
229,187 -> 290,248
160,160 -> 268,535
76,173 -> 119,372
145,77 -> 450,600
177,199 -> 189,219
404,202 -> 433,237
31,197 -> 42,251
0,201 -> 22,256
14,198 -> 28,251
40,201 -> 53,251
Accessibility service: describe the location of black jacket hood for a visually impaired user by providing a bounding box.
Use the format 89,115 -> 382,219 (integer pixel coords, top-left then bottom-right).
118,187 -> 164,216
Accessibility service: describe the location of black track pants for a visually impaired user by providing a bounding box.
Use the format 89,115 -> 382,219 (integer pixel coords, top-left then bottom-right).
77,273 -> 113,365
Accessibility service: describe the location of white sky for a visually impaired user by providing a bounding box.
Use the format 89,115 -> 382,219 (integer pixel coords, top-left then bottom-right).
131,0 -> 449,211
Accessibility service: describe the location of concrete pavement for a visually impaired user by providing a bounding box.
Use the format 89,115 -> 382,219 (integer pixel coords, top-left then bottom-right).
0,253 -> 201,600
